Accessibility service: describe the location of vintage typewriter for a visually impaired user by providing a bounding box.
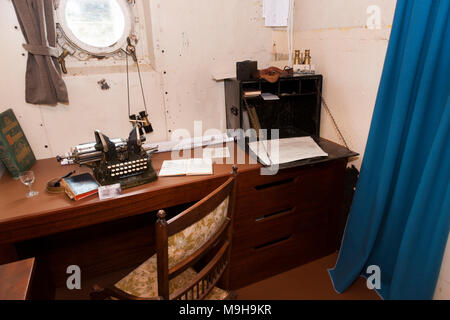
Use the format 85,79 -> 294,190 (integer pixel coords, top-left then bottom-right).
57,127 -> 158,189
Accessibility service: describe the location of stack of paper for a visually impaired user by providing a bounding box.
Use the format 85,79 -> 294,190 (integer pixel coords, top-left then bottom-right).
159,158 -> 213,177
248,137 -> 328,166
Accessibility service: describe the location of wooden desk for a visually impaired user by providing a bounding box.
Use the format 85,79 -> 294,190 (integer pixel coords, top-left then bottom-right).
0,258 -> 35,300
0,143 -> 258,245
0,140 -> 356,298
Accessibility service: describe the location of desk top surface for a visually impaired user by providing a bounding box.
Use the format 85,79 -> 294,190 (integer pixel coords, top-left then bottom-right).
0,140 -> 356,243
0,143 -> 257,222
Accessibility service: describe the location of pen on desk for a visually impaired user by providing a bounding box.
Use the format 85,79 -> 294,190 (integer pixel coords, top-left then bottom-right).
55,170 -> 76,187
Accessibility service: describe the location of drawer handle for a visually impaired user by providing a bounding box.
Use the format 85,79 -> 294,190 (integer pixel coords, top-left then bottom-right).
253,235 -> 292,251
254,178 -> 295,191
255,207 -> 295,222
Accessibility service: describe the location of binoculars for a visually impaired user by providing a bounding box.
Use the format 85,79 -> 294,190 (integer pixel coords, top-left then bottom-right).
130,111 -> 153,136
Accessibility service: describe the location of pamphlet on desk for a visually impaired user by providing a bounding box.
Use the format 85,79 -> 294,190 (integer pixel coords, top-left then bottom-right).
248,136 -> 328,166
159,158 -> 213,177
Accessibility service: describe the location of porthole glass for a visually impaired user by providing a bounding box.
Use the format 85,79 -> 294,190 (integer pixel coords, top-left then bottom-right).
65,0 -> 125,48
56,0 -> 134,59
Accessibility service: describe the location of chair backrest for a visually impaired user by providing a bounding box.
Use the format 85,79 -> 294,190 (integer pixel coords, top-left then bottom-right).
155,166 -> 237,300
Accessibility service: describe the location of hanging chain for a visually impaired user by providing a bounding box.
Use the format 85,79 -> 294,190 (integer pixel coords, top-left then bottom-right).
135,56 -> 148,114
124,37 -> 148,119
126,50 -> 131,118
321,94 -> 349,149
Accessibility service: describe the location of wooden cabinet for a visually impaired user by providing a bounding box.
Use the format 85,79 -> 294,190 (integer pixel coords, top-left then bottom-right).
229,159 -> 349,289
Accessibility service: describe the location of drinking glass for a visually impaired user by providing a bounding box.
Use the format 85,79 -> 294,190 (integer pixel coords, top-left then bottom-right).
19,171 -> 39,198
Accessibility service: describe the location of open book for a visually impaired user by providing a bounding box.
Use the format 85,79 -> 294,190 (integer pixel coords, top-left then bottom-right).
158,158 -> 213,177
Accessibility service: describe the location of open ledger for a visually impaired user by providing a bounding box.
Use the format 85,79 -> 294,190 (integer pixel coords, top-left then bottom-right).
248,136 -> 328,166
158,158 -> 213,177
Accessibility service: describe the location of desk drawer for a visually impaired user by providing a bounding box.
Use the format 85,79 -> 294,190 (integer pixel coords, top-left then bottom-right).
232,205 -> 330,250
230,225 -> 331,289
236,163 -> 338,219
229,160 -> 346,289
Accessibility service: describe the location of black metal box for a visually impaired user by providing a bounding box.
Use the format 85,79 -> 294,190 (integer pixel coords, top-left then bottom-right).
225,75 -> 323,139
236,60 -> 258,81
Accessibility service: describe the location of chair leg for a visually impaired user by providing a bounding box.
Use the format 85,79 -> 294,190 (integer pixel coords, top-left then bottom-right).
225,290 -> 238,300
90,284 -> 109,300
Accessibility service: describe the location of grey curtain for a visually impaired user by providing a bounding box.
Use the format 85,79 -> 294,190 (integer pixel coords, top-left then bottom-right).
12,0 -> 68,105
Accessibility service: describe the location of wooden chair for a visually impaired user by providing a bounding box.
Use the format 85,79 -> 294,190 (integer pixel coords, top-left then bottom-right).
91,167 -> 238,300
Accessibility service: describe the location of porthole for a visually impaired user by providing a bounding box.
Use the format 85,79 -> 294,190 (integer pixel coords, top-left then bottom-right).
55,0 -> 135,59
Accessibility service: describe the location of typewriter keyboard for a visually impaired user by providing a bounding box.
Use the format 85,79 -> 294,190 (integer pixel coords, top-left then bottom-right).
108,159 -> 148,178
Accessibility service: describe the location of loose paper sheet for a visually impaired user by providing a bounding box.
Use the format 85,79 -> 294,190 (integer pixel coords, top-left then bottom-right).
263,0 -> 290,27
248,137 -> 328,166
186,158 -> 213,176
158,159 -> 187,177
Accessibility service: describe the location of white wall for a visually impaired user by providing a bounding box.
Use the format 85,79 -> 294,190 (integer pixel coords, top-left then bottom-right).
293,0 -> 396,169
0,0 -> 274,159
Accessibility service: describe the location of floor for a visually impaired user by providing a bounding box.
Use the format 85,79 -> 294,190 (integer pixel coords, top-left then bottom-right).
56,253 -> 380,300
236,253 -> 381,300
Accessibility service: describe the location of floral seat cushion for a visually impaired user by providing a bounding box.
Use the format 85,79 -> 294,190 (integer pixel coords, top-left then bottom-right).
115,255 -> 229,300
115,197 -> 230,300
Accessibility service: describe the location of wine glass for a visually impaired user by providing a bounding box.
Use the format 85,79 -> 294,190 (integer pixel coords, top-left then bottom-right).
19,171 -> 39,198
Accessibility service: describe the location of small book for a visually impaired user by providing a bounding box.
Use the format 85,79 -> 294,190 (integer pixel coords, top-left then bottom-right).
159,158 -> 213,177
0,109 -> 36,179
60,173 -> 100,201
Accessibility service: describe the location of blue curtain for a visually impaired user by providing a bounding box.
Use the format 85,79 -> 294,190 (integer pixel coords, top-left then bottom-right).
329,0 -> 450,300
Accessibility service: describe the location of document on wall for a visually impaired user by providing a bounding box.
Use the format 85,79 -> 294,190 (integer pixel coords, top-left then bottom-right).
263,0 -> 290,27
159,159 -> 213,177
248,137 -> 328,166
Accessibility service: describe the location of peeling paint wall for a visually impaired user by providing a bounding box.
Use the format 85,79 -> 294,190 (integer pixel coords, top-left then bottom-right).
0,0 -> 275,159
0,0 -> 167,159
149,0 -> 274,136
